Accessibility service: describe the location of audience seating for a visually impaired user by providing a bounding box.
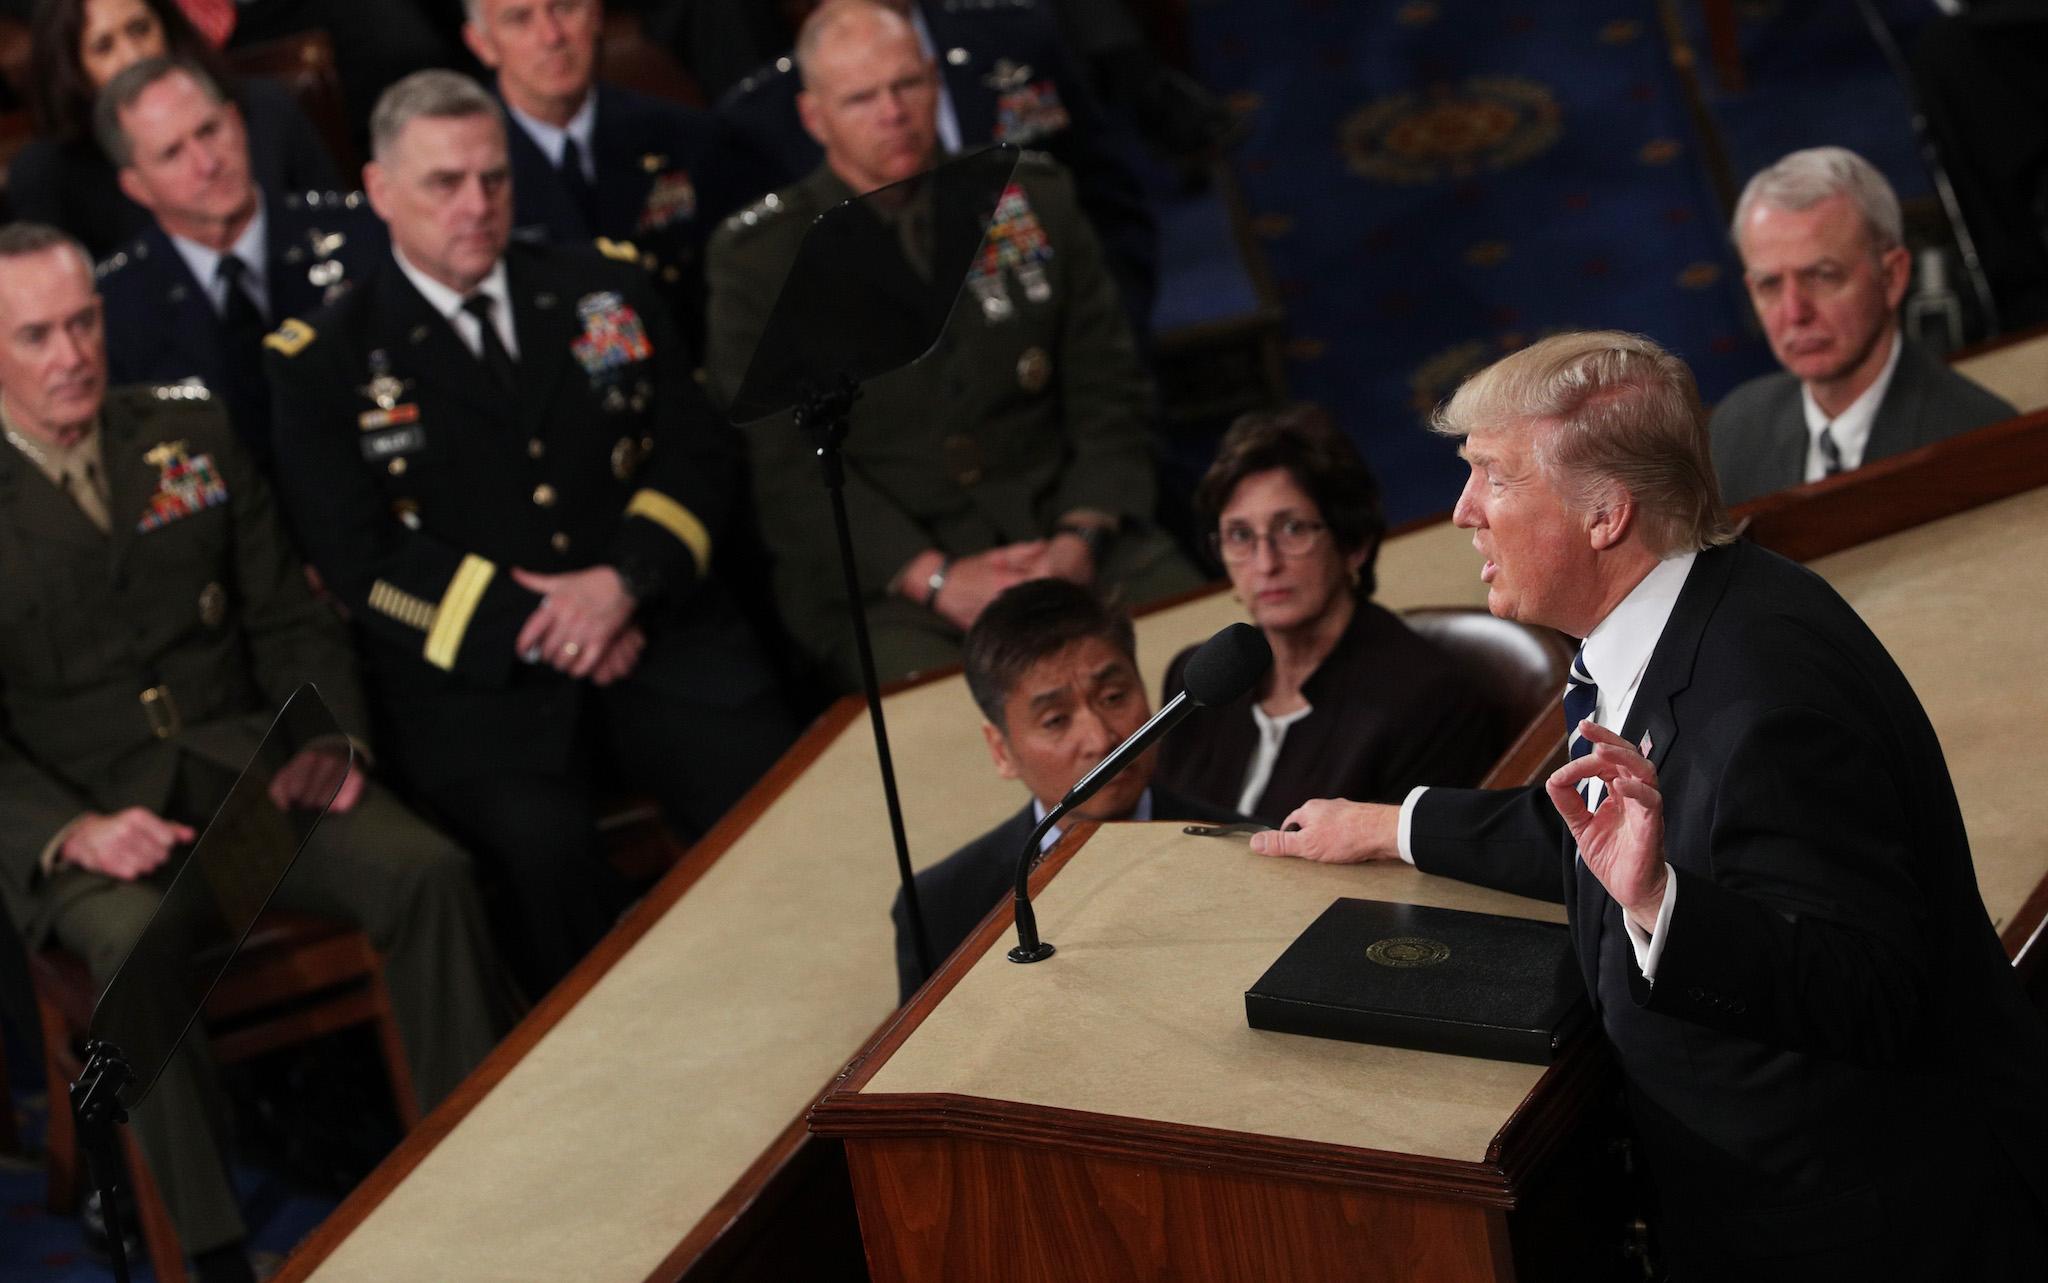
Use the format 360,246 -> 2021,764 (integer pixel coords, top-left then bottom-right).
228,29 -> 359,175
599,12 -> 704,108
1402,606 -> 1574,788
32,909 -> 419,1283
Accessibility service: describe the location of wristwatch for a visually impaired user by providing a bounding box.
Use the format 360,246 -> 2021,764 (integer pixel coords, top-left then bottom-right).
923,556 -> 953,608
1055,521 -> 1115,564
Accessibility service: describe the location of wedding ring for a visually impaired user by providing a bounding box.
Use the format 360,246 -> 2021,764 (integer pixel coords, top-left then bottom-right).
561,641 -> 582,659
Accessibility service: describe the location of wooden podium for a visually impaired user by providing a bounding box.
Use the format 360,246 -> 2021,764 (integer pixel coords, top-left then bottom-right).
811,823 -> 1630,1283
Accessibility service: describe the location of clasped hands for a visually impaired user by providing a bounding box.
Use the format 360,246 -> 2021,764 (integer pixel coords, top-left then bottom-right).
1247,719 -> 1669,932
909,529 -> 1099,632
512,565 -> 643,685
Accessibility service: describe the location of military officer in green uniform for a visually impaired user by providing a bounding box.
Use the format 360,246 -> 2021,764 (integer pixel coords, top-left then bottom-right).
265,72 -> 794,998
705,0 -> 1198,691
0,222 -> 501,1283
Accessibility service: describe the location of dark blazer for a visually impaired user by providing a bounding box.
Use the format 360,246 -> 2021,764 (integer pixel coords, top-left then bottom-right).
503,84 -> 746,358
714,0 -> 1157,339
99,190 -> 385,469
892,787 -> 1241,1001
8,78 -> 341,259
1709,336 -> 2016,506
1410,542 -> 2048,1276
1156,601 -> 1504,826
264,243 -> 778,789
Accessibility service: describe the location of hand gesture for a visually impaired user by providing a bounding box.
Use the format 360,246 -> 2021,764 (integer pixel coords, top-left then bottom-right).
1547,720 -> 1668,929
60,809 -> 196,881
513,565 -> 636,679
1247,799 -> 1399,863
590,624 -> 647,687
270,744 -> 364,813
930,541 -> 1048,631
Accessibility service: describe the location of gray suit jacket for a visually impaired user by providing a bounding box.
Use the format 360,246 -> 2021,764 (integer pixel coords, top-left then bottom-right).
1709,336 -> 2015,506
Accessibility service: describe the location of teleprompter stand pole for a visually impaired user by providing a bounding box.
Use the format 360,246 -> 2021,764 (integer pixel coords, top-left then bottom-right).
71,1039 -> 136,1283
796,377 -> 934,980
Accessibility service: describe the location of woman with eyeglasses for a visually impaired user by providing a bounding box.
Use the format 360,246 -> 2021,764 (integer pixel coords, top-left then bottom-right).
1156,405 -> 1500,826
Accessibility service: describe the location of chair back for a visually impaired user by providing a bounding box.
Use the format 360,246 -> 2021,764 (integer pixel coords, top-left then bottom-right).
229,28 -> 359,175
1402,606 -> 1572,788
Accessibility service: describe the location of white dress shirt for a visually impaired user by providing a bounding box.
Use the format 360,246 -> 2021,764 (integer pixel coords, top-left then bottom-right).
1800,330 -> 1902,481
392,249 -> 521,361
505,93 -> 599,181
168,199 -> 272,318
1239,701 -> 1312,817
1398,551 -> 1698,980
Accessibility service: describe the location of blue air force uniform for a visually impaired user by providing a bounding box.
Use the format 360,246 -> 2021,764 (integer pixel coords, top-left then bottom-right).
98,190 -> 385,471
263,241 -> 794,995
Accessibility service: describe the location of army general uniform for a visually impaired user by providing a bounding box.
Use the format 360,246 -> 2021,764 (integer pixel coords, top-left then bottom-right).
706,153 -> 1199,690
266,242 -> 795,996
0,389 -> 500,1256
99,190 -> 385,472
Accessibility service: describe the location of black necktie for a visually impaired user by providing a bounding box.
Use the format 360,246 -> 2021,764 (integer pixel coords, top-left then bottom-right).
1563,648 -> 1598,802
217,254 -> 267,340
558,135 -> 598,233
1817,424 -> 1845,477
462,293 -> 517,390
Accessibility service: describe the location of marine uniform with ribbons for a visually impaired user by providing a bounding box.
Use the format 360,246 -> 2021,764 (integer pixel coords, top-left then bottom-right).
265,240 -> 793,995
97,190 -> 386,472
715,0 -> 1157,340
0,386 -> 500,1259
706,151 -> 1198,690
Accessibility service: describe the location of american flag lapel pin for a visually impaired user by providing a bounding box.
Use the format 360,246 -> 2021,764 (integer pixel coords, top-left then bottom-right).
1639,731 -> 1654,756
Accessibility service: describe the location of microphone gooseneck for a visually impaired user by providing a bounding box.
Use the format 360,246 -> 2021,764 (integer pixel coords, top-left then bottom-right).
1008,623 -> 1272,964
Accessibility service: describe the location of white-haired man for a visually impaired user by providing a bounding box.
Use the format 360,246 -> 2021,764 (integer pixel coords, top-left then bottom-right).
1252,331 -> 2048,1278
1711,145 -> 2013,506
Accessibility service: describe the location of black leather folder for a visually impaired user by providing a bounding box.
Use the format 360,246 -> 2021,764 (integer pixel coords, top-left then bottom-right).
1245,898 -> 1588,1064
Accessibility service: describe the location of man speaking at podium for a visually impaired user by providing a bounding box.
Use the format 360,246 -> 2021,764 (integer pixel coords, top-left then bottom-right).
1250,331 -> 2048,1278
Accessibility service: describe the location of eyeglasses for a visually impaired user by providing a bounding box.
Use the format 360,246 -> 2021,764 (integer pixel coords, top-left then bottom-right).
1212,517 -> 1328,563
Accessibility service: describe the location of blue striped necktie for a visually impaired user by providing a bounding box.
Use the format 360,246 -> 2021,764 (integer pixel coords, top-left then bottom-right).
1564,648 -> 1598,800
1818,424 -> 1845,477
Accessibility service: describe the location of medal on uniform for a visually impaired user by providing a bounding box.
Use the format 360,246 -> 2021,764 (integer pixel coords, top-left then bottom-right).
970,272 -> 1014,322
571,291 -> 653,380
1017,261 -> 1052,303
198,581 -> 228,628
968,182 -> 1053,322
359,350 -> 412,411
137,440 -> 229,532
986,61 -> 1071,144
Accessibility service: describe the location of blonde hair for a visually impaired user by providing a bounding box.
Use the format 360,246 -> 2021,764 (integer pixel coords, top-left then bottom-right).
1431,331 -> 1735,556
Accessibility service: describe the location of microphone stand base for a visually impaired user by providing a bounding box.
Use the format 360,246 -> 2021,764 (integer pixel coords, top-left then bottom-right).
1007,942 -> 1056,964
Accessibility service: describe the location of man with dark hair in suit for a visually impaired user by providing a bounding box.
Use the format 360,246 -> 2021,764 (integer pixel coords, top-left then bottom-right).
265,71 -> 794,998
1711,146 -> 2014,506
1252,330 -> 2048,1278
94,56 -> 383,470
464,0 -> 741,358
0,221 -> 499,1283
892,579 -> 1237,1001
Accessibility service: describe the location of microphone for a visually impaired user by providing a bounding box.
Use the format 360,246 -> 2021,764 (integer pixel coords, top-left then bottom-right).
1008,622 -> 1272,964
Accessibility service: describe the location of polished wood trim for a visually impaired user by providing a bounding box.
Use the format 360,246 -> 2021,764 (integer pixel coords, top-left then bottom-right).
272,695 -> 866,1283
1735,408 -> 2048,564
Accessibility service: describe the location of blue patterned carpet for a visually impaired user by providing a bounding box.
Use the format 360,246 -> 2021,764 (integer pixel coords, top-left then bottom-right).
1180,0 -> 1927,525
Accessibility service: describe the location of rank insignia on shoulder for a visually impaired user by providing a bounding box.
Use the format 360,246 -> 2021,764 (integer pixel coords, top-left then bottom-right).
264,318 -> 316,356
595,237 -> 640,263
151,377 -> 211,402
724,191 -> 786,232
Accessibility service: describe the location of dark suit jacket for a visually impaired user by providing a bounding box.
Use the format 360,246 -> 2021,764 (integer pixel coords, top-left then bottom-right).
8,78 -> 341,259
99,190 -> 385,469
714,0 -> 1157,338
1709,336 -> 2016,506
504,84 -> 746,358
892,787 -> 1241,1001
1156,601 -> 1504,826
1411,542 -> 2048,1275
265,243 -> 776,789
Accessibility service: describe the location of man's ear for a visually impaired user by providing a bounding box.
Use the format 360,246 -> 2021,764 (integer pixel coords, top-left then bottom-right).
462,20 -> 499,71
796,90 -> 828,148
982,720 -> 1019,781
1879,243 -> 1912,312
1587,487 -> 1636,552
362,160 -> 390,223
115,163 -> 148,209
